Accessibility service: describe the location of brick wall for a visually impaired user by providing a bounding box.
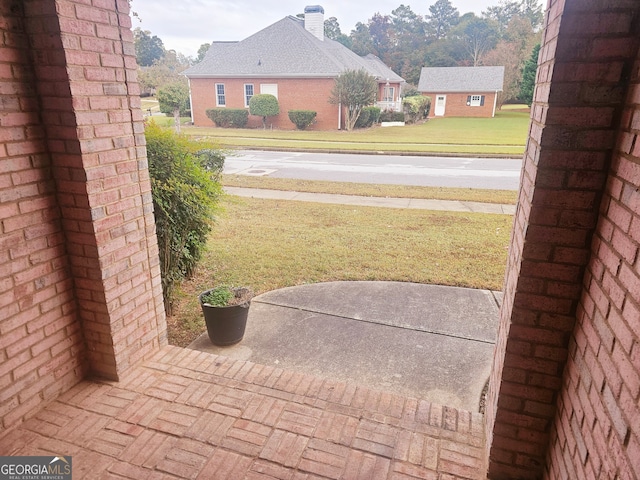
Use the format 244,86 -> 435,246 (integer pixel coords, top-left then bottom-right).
423,92 -> 497,118
544,32 -> 640,480
0,0 -> 86,431
190,77 -> 340,130
1,0 -> 166,430
485,0 -> 640,478
50,0 -> 167,381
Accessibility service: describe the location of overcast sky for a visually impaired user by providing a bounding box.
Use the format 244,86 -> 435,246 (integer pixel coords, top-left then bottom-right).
130,0 -> 546,58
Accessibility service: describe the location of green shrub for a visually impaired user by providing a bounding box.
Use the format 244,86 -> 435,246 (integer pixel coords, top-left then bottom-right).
354,109 -> 370,128
355,106 -> 381,128
145,121 -> 224,313
367,106 -> 381,124
288,110 -> 317,130
157,82 -> 190,117
402,96 -> 430,123
249,94 -> 280,129
401,85 -> 421,98
206,108 -> 248,128
379,110 -> 405,122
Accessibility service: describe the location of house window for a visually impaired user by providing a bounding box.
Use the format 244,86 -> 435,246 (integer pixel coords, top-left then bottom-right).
216,84 -> 226,106
383,86 -> 395,103
260,83 -> 278,99
244,84 -> 254,107
467,95 -> 485,107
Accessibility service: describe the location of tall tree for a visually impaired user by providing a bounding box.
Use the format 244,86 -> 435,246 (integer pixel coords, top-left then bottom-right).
134,28 -> 165,66
325,17 -> 352,48
196,43 -> 210,63
329,69 -> 378,131
450,14 -> 499,66
391,4 -> 427,38
389,5 -> 429,84
368,13 -> 393,59
324,17 -> 342,39
157,81 -> 190,132
484,16 -> 539,103
138,49 -> 190,94
483,0 -> 521,35
484,0 -> 544,34
520,43 -> 540,105
349,22 -> 374,56
425,0 -> 460,39
424,38 -> 464,67
520,0 -> 544,31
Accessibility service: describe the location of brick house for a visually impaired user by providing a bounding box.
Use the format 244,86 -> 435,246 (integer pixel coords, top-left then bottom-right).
183,6 -> 405,130
1,0 -> 639,478
418,66 -> 505,118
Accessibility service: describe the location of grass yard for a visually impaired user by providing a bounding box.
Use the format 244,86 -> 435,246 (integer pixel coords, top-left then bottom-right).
146,116 -> 192,127
223,175 -> 519,205
182,108 -> 530,155
168,195 -> 513,346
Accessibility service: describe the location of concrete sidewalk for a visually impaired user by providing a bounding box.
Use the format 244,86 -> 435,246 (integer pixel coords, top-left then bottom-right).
225,186 -> 516,215
189,282 -> 502,413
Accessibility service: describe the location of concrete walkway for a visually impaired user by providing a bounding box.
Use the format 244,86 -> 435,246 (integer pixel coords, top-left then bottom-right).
225,187 -> 516,215
190,282 -> 501,413
0,346 -> 486,479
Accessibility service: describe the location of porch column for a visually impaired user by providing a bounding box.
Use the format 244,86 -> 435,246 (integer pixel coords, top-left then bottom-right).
483,1 -> 640,478
31,0 -> 167,380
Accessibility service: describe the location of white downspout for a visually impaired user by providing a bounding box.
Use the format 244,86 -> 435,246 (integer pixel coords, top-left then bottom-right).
338,102 -> 342,130
492,90 -> 498,117
188,78 -> 194,124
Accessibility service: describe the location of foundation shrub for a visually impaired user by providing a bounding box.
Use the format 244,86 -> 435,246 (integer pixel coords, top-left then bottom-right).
288,110 -> 317,130
145,121 -> 224,313
206,108 -> 249,128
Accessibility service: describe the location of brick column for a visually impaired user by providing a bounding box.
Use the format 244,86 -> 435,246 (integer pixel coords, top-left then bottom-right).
484,1 -> 640,478
29,0 -> 167,380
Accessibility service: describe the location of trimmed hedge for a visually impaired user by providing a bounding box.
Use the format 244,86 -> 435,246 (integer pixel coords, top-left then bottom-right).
380,110 -> 405,122
288,110 -> 317,130
355,106 -> 381,128
206,108 -> 248,128
145,122 -> 224,314
402,95 -> 430,123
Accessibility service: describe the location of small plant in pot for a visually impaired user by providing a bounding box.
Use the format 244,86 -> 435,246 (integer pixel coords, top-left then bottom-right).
199,286 -> 253,346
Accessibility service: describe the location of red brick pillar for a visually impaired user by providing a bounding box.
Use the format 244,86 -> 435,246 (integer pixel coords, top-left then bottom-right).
29,0 -> 167,380
484,1 -> 640,478
544,51 -> 640,480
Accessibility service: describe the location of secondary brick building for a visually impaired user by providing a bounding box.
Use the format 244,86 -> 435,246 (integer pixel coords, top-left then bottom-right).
418,66 -> 505,118
183,6 -> 405,130
0,0 -> 639,478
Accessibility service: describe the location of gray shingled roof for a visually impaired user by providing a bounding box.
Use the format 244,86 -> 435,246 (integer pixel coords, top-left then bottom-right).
183,16 -> 404,83
417,66 -> 504,92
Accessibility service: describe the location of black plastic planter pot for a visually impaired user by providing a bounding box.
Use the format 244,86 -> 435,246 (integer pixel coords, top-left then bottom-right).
199,291 -> 250,346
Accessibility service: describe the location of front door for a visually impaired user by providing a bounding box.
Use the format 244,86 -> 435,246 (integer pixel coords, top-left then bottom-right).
434,95 -> 446,116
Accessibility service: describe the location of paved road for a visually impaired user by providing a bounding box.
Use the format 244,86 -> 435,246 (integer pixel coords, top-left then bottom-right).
224,150 -> 523,190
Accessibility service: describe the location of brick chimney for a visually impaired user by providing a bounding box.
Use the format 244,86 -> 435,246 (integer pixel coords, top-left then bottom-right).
304,5 -> 324,41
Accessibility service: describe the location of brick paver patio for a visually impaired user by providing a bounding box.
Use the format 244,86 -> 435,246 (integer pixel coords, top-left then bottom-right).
0,346 -> 486,479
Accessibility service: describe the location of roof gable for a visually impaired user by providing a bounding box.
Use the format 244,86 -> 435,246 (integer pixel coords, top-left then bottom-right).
418,66 -> 504,92
183,16 -> 403,83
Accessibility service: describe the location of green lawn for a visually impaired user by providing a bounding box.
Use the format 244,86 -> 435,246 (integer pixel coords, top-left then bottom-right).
223,175 -> 519,204
169,195 -> 513,346
141,99 -> 531,155
179,108 -> 531,155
